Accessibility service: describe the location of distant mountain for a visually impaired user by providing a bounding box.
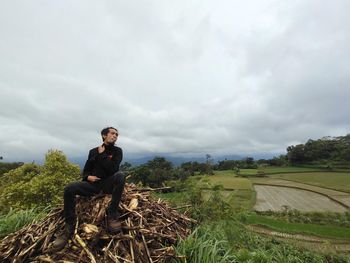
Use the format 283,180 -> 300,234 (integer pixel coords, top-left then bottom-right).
68,152 -> 280,169
124,152 -> 280,166
2,152 -> 281,170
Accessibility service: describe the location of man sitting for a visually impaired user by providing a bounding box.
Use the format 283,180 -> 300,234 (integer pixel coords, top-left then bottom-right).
51,127 -> 126,251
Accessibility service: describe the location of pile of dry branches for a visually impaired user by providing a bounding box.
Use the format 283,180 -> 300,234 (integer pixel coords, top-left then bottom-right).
0,184 -> 195,262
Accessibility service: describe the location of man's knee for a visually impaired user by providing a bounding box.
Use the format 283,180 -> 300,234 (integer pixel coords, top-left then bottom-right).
64,183 -> 76,197
64,182 -> 85,197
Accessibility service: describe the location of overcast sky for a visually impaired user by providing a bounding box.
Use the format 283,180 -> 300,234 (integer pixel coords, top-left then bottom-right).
1,0 -> 349,162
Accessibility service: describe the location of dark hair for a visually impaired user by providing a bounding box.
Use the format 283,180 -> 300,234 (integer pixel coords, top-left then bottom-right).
101,127 -> 118,141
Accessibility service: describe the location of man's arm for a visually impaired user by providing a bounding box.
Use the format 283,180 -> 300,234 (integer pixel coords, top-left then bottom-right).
82,149 -> 98,181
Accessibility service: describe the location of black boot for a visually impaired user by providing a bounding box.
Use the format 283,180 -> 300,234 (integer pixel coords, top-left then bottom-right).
107,211 -> 121,233
50,223 -> 74,252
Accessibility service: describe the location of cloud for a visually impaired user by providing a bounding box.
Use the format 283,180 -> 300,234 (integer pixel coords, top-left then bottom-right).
0,0 -> 349,161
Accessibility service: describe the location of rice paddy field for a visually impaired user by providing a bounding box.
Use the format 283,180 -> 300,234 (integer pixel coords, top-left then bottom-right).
269,172 -> 350,193
253,185 -> 348,212
150,166 -> 350,259
195,169 -> 350,212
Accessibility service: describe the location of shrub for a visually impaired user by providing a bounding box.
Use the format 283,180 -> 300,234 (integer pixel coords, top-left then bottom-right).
0,150 -> 80,212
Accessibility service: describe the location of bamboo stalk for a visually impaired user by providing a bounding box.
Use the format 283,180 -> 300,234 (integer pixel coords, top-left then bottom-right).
75,234 -> 96,263
0,183 -> 194,262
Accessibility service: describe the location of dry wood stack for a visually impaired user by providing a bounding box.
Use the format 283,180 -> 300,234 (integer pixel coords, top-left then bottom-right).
0,184 -> 195,263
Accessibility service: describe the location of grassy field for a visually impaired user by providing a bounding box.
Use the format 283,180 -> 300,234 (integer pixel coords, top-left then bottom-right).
246,213 -> 350,240
155,172 -> 256,210
238,166 -> 333,176
161,168 -> 350,211
197,172 -> 255,210
152,191 -> 188,207
200,172 -> 253,190
156,167 -> 350,259
269,172 -> 350,193
201,189 -> 256,210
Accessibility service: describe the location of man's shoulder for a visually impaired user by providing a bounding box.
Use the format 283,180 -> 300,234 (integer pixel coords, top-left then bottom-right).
112,146 -> 122,153
89,147 -> 99,154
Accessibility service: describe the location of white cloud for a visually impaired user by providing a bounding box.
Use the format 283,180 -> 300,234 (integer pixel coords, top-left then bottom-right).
0,0 -> 349,161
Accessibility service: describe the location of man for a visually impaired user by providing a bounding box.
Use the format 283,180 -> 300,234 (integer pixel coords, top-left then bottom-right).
51,127 -> 126,251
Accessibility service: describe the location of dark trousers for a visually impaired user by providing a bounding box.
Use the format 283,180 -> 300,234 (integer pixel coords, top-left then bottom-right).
63,171 -> 126,224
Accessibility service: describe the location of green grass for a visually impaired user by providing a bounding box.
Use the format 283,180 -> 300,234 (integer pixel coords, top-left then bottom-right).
238,166 -> 350,176
158,173 -> 256,211
264,167 -> 327,174
173,219 -> 349,263
202,189 -> 256,210
239,169 -> 259,175
239,167 -> 331,176
213,170 -> 237,176
156,188 -> 255,211
270,172 -> 350,193
173,227 -> 236,263
195,174 -> 255,210
246,213 -> 350,240
198,174 -> 253,190
0,207 -> 49,238
152,191 -> 188,207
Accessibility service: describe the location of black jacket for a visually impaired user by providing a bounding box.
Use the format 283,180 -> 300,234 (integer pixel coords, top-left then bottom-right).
82,144 -> 123,181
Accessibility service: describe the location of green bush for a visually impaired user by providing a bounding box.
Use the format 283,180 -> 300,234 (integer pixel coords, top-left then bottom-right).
184,185 -> 233,222
0,162 -> 24,176
0,150 -> 80,212
0,163 -> 41,188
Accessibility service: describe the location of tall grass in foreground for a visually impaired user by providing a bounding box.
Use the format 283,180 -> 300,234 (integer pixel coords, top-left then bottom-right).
0,207 -> 50,238
173,219 -> 350,263
161,180 -> 350,262
173,228 -> 237,263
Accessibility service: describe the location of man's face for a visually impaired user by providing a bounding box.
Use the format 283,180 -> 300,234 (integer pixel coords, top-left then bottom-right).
104,129 -> 118,145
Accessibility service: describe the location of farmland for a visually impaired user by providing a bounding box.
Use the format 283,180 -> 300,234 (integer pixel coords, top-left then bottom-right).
253,185 -> 348,212
269,172 -> 350,193
192,169 -> 350,212
246,213 -> 350,240
155,166 -> 350,260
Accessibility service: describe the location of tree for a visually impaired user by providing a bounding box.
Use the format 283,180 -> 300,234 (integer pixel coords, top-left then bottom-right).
205,154 -> 214,175
120,162 -> 132,175
132,165 -> 151,186
0,150 -> 80,212
146,156 -> 172,170
181,162 -> 195,175
0,162 -> 24,176
217,160 -> 237,170
287,144 -> 305,165
131,157 -> 173,187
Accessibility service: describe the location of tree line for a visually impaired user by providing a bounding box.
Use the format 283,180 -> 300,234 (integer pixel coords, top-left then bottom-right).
1,133 -> 349,211
286,134 -> 350,166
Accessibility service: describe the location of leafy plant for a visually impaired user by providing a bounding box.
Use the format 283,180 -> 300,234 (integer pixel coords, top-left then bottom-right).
0,207 -> 49,238
0,150 -> 80,212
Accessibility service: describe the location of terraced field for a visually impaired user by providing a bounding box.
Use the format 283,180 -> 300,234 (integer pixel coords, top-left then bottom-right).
270,172 -> 350,193
254,185 -> 348,212
251,178 -> 350,208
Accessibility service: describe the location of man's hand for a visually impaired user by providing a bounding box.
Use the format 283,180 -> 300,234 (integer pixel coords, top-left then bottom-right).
98,144 -> 105,154
87,175 -> 101,182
